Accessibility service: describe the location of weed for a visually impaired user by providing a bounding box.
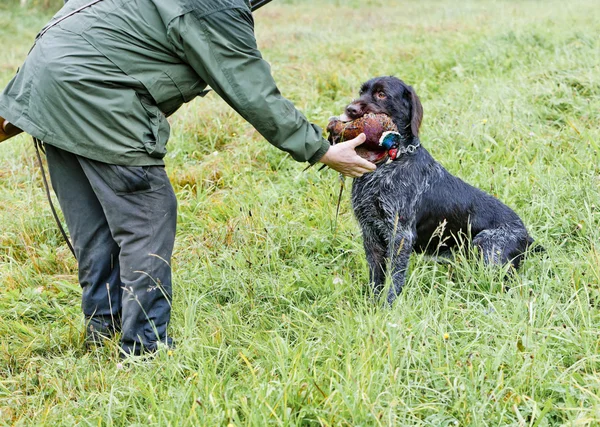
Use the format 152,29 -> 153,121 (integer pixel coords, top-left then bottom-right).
1,0 -> 599,425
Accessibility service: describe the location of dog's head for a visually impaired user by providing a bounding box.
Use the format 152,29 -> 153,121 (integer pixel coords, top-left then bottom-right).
345,76 -> 423,139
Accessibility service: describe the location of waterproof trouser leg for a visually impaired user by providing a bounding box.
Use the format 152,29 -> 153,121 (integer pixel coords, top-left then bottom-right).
45,144 -> 177,355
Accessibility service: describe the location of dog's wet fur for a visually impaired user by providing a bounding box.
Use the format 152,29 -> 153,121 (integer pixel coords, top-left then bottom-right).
347,76 -> 538,304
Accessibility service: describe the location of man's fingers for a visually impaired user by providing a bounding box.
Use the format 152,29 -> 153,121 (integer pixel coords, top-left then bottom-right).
357,166 -> 375,175
346,133 -> 366,148
361,160 -> 377,171
352,169 -> 370,178
338,163 -> 375,177
344,165 -> 375,178
354,157 -> 377,171
317,133 -> 378,176
342,135 -> 377,171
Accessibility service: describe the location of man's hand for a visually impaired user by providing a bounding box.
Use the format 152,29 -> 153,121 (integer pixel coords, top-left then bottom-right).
318,133 -> 377,177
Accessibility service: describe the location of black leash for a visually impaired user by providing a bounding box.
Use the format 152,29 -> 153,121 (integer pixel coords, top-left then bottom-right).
250,0 -> 274,11
33,138 -> 76,259
28,0 -> 105,55
333,174 -> 345,235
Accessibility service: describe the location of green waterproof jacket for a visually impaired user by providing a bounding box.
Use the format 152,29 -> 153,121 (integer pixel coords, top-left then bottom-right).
0,0 -> 330,166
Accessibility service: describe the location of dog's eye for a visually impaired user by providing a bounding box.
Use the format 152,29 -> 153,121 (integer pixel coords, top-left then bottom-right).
375,91 -> 387,100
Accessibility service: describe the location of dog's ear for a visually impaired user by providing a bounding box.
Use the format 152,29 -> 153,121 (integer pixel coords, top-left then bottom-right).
405,85 -> 423,137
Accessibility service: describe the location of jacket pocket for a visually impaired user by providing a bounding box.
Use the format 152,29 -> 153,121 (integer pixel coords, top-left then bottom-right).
101,164 -> 152,195
139,96 -> 170,159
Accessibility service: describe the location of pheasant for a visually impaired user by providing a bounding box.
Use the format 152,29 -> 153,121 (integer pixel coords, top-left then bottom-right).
326,113 -> 398,164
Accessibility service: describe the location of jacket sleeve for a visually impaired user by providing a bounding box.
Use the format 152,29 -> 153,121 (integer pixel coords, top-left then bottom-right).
166,8 -> 330,164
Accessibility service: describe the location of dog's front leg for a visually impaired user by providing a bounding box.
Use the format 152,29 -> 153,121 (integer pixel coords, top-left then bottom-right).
362,232 -> 387,300
387,229 -> 415,305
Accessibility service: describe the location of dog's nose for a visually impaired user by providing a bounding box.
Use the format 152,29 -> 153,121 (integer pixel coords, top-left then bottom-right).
345,104 -> 363,119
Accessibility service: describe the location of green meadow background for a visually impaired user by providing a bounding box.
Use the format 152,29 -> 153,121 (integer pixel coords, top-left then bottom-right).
1,0 -> 599,425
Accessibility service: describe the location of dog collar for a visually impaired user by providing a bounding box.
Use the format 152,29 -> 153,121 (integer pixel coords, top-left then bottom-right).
379,132 -> 421,161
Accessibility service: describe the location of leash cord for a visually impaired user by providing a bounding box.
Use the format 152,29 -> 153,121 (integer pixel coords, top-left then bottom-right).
36,0 -> 104,41
333,174 -> 345,235
250,0 -> 274,11
33,138 -> 77,259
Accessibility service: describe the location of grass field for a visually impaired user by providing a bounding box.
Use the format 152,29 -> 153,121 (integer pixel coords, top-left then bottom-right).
1,0 -> 599,425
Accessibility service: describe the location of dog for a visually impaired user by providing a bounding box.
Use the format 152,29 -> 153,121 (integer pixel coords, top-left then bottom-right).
343,76 -> 539,304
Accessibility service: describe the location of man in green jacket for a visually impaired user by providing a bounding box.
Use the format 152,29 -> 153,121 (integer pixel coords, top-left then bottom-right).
0,0 -> 375,356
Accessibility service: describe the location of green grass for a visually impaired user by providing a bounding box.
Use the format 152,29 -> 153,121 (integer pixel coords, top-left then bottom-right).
1,0 -> 599,425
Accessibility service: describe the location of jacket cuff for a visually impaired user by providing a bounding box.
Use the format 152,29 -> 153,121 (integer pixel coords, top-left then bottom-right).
307,138 -> 330,165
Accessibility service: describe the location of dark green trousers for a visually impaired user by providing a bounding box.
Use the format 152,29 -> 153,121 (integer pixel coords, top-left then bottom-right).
45,144 -> 176,355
